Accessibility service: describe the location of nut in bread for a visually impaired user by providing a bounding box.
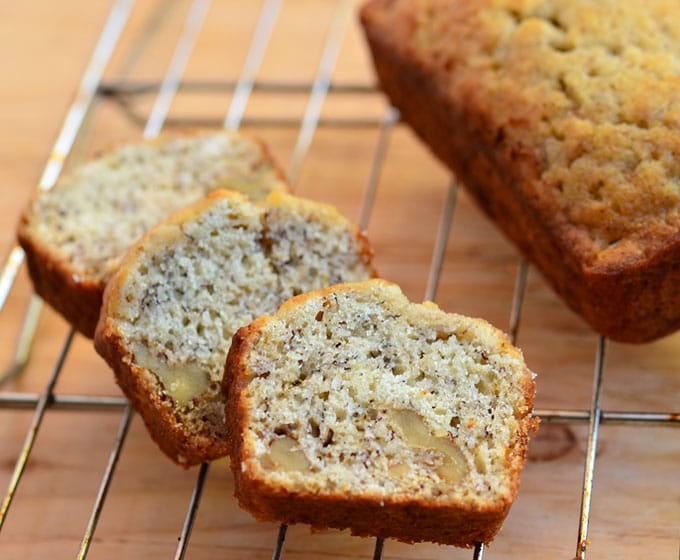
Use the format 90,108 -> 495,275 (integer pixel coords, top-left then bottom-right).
95,189 -> 375,466
224,279 -> 536,546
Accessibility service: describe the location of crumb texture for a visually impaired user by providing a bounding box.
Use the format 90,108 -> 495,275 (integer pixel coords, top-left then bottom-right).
24,131 -> 286,281
99,190 -> 373,464
229,280 -> 535,523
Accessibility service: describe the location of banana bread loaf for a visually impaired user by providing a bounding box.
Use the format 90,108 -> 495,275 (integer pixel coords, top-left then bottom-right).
361,0 -> 680,342
94,190 -> 374,466
18,130 -> 287,338
223,279 -> 536,547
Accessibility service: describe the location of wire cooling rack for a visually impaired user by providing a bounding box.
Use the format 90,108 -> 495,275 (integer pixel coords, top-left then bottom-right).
1,1 -> 679,558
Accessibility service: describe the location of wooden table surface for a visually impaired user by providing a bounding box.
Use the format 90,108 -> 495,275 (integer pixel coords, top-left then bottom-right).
1,1 -> 678,559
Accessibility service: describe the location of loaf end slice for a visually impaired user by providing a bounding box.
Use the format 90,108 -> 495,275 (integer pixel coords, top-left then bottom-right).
95,190 -> 374,466
360,0 -> 680,342
18,130 -> 288,338
224,279 -> 536,547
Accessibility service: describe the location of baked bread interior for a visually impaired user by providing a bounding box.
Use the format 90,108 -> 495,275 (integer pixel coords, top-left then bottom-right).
94,189 -> 374,466
224,279 -> 536,547
18,130 -> 287,337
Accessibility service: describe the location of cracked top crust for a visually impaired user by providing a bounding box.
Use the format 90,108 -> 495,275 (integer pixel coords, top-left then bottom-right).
375,0 -> 680,266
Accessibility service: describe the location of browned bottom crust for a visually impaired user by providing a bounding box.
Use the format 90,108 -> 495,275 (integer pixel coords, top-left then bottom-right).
19,230 -> 102,338
360,1 -> 680,343
94,316 -> 229,467
232,473 -> 508,547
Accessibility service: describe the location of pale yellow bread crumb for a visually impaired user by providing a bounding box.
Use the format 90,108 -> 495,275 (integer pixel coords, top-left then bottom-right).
224,279 -> 536,546
95,189 -> 375,466
18,130 -> 287,337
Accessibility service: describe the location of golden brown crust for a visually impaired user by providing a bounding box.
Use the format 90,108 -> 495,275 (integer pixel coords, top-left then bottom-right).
18,218 -> 102,336
223,281 -> 537,546
94,313 -> 229,467
360,0 -> 680,342
17,130 -> 289,339
232,475 -> 508,546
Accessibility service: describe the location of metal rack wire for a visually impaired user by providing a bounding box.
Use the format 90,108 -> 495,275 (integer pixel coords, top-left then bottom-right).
1,1 -> 678,559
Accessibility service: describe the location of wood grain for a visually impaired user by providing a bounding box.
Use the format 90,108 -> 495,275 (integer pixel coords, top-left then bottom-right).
0,1 -> 678,559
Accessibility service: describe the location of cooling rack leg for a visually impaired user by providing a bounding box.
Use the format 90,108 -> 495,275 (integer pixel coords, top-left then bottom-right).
224,0 -> 282,131
575,336 -> 607,560
272,524 -> 288,560
174,462 -> 210,560
424,177 -> 458,302
372,537 -> 385,559
77,403 -> 134,559
143,0 -> 212,139
508,259 -> 528,344
473,542 -> 485,559
357,106 -> 399,232
0,246 -> 25,313
0,295 -> 43,387
37,0 -> 135,194
286,0 -> 353,186
0,329 -> 75,532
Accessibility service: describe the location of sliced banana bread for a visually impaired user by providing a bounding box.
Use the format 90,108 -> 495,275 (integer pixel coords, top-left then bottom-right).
224,279 -> 536,547
18,130 -> 287,337
94,190 -> 374,466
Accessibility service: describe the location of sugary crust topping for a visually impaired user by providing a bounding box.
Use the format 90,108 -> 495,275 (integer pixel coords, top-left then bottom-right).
387,0 -> 680,261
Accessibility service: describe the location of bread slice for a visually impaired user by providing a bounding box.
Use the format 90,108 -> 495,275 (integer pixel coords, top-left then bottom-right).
18,130 -> 287,338
94,189 -> 375,466
223,279 -> 536,547
360,0 -> 680,342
